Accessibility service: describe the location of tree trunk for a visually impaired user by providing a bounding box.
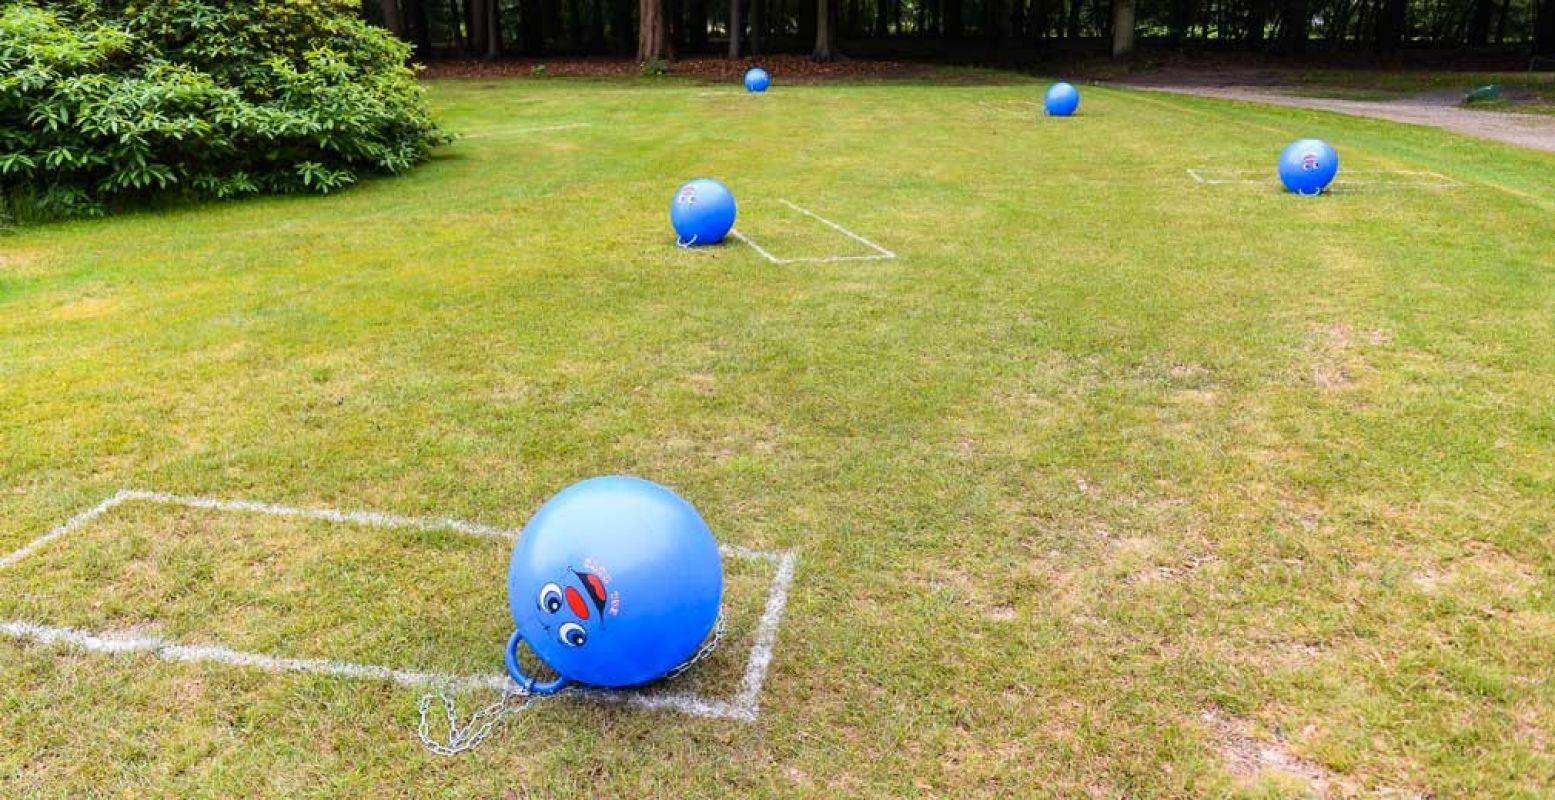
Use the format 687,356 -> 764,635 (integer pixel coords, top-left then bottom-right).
750,0 -> 765,51
1356,0 -> 1375,42
1327,0 -> 1348,41
943,0 -> 962,39
1277,0 -> 1308,52
688,0 -> 708,50
876,0 -> 890,35
1110,0 -> 1134,56
729,0 -> 743,55
1169,0 -> 1191,41
1537,0 -> 1555,54
381,0 -> 407,36
814,0 -> 840,58
615,0 -> 634,52
522,0 -> 545,53
490,0 -> 505,57
447,0 -> 467,51
544,0 -> 562,49
1245,0 -> 1269,44
1065,0 -> 1081,38
467,0 -> 487,56
639,0 -> 671,59
987,0 -> 1012,53
407,0 -> 433,51
668,0 -> 683,50
590,0 -> 608,48
1374,0 -> 1407,50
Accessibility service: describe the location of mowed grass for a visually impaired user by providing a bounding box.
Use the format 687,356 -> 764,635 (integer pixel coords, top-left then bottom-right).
2,73 -> 1555,797
1288,68 -> 1555,112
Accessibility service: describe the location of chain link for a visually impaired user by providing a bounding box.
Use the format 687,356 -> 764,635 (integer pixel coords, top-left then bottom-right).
664,608 -> 726,680
417,685 -> 532,757
416,608 -> 725,756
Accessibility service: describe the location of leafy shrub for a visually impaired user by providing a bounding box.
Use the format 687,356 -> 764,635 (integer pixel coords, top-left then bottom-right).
639,57 -> 668,77
0,0 -> 447,221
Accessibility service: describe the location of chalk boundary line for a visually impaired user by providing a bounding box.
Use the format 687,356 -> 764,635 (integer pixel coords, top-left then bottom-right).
1187,166 -> 1462,189
729,199 -> 897,264
0,489 -> 798,722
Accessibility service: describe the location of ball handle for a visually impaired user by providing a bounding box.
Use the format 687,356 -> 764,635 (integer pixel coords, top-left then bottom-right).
505,630 -> 570,696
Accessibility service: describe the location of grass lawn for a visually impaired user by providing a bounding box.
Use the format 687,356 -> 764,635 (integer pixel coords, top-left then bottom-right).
1289,68 -> 1555,112
3,73 -> 1555,797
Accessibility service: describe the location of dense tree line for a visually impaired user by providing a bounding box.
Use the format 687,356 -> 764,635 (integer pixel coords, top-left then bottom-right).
364,0 -> 1555,62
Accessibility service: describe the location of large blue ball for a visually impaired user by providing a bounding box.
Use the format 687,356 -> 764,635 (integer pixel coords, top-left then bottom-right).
1044,82 -> 1080,116
1278,139 -> 1339,196
745,67 -> 770,93
670,178 -> 737,246
505,476 -> 724,693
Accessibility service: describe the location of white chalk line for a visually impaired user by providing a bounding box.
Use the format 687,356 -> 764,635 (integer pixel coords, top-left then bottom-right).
459,122 -> 593,140
779,199 -> 898,258
0,490 -> 133,570
0,490 -> 798,722
1186,167 -> 1462,188
730,199 -> 898,265
727,229 -> 782,263
736,549 -> 798,710
120,490 -> 522,540
0,620 -> 507,692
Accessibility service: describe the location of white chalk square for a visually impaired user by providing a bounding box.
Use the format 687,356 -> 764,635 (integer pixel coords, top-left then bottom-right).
0,490 -> 796,721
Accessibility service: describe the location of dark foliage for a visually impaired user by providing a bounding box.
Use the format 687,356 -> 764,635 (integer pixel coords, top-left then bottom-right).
368,0 -> 1555,59
0,0 -> 447,221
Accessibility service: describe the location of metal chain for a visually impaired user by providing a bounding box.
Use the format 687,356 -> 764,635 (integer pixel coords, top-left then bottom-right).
417,685 -> 532,757
664,608 -> 726,680
416,607 -> 725,756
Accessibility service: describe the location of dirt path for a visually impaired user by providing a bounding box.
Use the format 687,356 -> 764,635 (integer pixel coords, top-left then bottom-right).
1119,81 -> 1555,154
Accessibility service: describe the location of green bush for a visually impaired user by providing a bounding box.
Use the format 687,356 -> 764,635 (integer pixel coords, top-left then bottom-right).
0,0 -> 447,221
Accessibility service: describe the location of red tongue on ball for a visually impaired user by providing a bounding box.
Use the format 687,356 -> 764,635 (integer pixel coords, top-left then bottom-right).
582,573 -> 607,607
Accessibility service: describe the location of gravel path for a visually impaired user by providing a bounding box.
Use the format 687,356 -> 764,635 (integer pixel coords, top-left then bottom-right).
1121,82 -> 1555,154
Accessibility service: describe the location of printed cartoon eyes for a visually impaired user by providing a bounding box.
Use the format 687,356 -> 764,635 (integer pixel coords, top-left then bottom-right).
538,582 -> 564,614
558,622 -> 587,647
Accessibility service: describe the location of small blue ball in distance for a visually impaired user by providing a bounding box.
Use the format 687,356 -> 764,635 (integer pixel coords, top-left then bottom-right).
1044,82 -> 1080,116
745,67 -> 770,93
670,178 -> 737,246
1278,139 -> 1339,196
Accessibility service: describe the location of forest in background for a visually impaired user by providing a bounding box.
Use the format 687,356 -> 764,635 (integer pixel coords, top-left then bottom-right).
363,0 -> 1555,65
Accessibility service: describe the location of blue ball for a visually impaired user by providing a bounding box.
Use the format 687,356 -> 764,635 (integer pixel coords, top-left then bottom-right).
1044,82 -> 1080,116
1278,139 -> 1339,196
670,178 -> 737,246
505,476 -> 724,694
745,67 -> 770,93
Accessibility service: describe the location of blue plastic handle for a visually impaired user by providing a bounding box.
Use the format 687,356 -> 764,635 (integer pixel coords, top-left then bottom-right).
505,630 -> 569,695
